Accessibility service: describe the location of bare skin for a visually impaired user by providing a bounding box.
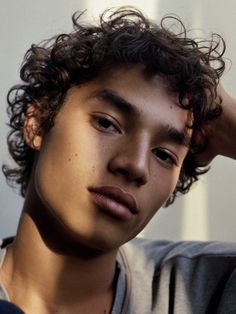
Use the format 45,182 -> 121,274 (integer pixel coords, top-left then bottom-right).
1,213 -> 117,314
0,66 -> 191,313
198,84 -> 236,163
0,66 -> 235,313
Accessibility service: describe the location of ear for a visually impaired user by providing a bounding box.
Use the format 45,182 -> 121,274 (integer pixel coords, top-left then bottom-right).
23,106 -> 43,150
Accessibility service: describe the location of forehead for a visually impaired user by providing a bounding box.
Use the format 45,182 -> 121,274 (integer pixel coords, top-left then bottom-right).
62,65 -> 192,146
92,65 -> 192,130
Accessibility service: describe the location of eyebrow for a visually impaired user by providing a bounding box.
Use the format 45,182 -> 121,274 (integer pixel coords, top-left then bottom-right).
91,88 -> 139,116
91,88 -> 191,147
164,126 -> 191,147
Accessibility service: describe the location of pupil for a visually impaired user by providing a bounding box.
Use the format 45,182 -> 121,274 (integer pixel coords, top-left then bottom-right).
159,151 -> 168,160
100,119 -> 110,128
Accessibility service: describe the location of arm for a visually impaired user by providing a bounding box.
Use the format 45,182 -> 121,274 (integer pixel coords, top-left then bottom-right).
197,84 -> 236,163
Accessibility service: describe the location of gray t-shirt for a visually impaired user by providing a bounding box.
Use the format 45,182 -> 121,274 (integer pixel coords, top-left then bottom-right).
1,237 -> 236,313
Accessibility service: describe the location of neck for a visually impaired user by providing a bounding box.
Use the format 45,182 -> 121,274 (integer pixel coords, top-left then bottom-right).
1,213 -> 119,313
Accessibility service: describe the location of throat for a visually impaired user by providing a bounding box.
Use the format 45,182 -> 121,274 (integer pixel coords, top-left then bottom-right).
0,239 -> 120,314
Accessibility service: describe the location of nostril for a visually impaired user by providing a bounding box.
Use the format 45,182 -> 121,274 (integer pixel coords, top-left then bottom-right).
115,167 -> 146,186
116,168 -> 129,176
108,153 -> 149,185
135,177 -> 146,186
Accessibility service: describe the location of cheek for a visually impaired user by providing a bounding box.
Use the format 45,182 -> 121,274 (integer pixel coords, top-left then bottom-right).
143,167 -> 181,215
156,166 -> 180,197
132,170 -> 180,235
128,173 -> 179,239
33,129 -> 108,209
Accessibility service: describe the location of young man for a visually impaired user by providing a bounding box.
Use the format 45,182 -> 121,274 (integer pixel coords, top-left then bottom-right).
1,6 -> 236,314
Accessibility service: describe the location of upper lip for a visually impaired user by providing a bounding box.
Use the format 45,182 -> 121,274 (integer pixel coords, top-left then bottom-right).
88,186 -> 139,214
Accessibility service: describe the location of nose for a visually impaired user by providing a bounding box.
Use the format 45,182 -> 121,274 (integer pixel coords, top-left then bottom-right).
108,138 -> 150,186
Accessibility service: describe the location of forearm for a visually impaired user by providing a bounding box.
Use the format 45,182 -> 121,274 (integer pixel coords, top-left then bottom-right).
214,84 -> 236,159
196,84 -> 236,164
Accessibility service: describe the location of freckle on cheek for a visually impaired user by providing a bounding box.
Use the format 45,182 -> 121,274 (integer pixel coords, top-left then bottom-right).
68,158 -> 71,162
74,153 -> 78,157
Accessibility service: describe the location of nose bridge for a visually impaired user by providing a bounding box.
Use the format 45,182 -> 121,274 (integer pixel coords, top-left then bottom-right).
125,132 -> 150,168
109,132 -> 150,184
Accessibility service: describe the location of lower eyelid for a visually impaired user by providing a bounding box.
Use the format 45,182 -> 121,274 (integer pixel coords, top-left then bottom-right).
168,154 -> 178,165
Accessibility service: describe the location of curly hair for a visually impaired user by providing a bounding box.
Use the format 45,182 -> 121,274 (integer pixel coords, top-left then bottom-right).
2,6 -> 225,206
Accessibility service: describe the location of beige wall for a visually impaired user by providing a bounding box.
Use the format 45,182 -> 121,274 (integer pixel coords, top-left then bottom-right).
0,0 -> 236,241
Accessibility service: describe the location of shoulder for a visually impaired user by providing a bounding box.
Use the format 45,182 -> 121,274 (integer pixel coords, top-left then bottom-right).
119,238 -> 236,313
122,237 -> 236,264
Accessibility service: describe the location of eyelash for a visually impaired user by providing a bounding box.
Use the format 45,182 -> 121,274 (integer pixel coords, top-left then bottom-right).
91,114 -> 122,134
152,148 -> 178,166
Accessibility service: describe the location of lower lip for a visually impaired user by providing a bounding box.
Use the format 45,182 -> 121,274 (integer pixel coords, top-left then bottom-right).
90,192 -> 135,221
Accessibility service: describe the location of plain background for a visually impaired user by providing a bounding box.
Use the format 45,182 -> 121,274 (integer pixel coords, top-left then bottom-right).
1,0 -> 236,241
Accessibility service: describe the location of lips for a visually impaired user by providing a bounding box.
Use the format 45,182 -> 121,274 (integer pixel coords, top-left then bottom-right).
88,185 -> 139,219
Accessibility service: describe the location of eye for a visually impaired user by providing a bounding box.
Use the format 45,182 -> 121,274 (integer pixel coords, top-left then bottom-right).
91,114 -> 122,134
152,148 -> 178,166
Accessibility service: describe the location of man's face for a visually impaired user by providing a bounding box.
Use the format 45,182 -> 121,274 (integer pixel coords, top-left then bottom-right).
31,66 -> 191,252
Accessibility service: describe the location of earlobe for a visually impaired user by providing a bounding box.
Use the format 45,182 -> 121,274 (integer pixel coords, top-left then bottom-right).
23,106 -> 43,150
